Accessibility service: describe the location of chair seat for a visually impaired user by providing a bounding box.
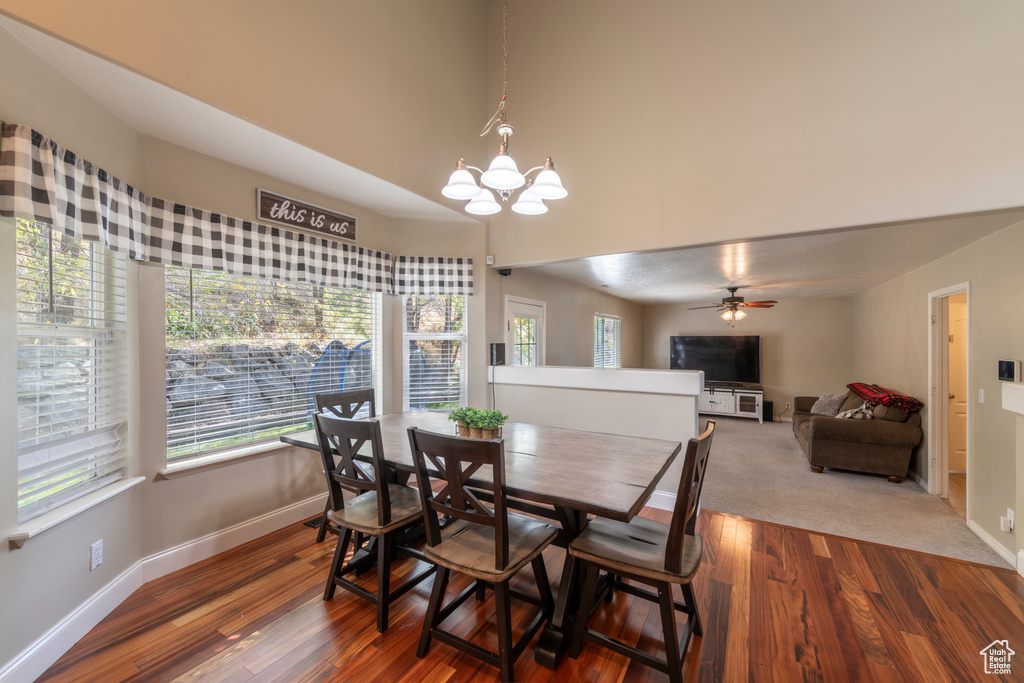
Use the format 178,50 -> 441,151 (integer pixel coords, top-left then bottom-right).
424,513 -> 558,582
569,516 -> 703,584
327,484 -> 422,535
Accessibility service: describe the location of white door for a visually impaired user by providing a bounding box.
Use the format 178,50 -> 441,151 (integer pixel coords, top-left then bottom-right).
504,295 -> 546,366
947,298 -> 968,471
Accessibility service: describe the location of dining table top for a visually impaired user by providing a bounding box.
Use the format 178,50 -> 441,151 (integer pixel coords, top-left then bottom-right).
281,410 -> 682,523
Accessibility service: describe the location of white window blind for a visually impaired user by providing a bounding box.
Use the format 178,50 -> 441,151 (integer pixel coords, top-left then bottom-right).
165,266 -> 381,461
403,295 -> 467,411
594,314 -> 622,368
16,219 -> 128,523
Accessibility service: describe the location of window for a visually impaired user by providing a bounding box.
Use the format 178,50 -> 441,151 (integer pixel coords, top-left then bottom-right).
16,220 -> 128,522
403,295 -> 467,411
164,267 -> 381,461
594,314 -> 622,368
504,296 -> 546,366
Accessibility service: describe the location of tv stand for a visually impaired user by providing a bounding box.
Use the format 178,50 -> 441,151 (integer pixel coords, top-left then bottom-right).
700,383 -> 763,423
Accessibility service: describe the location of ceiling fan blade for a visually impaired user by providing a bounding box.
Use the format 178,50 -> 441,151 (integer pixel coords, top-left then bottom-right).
743,302 -> 776,308
686,305 -> 723,310
747,300 -> 778,305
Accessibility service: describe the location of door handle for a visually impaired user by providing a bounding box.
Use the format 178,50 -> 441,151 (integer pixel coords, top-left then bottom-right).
948,393 -> 955,400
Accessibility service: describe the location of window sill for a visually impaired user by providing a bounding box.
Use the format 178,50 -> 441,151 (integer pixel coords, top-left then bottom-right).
158,438 -> 308,480
9,476 -> 146,549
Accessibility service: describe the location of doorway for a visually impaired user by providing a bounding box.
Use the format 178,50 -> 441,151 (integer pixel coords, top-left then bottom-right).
927,283 -> 970,521
504,295 -> 546,366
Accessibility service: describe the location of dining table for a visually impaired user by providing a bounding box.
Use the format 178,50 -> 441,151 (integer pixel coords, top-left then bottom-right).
281,410 -> 682,669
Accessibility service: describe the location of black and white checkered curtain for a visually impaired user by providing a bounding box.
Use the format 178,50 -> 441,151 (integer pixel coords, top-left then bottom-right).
0,122 -> 148,258
1,122 -> 392,293
394,256 -> 474,296
146,198 -> 391,293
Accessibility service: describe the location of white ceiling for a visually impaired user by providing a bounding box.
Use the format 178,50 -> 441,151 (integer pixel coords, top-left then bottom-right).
527,210 -> 1024,304
7,14 -> 1024,306
0,15 -> 473,224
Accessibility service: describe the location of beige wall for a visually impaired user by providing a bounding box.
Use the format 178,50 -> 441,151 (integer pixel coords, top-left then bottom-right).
0,0 -> 491,205
853,219 -> 1024,557
643,298 -> 857,418
485,0 -> 1024,265
484,268 -> 644,369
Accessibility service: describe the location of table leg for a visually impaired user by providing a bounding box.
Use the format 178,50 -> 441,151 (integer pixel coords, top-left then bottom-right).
535,508 -> 587,669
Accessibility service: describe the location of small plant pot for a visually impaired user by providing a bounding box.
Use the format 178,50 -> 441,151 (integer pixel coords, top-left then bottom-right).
457,423 -> 472,437
480,427 -> 501,439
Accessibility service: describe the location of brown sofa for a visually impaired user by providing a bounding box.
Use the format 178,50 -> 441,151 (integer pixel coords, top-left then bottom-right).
792,393 -> 923,483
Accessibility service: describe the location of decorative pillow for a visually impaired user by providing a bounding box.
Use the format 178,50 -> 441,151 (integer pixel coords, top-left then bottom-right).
810,393 -> 847,416
837,401 -> 875,420
873,404 -> 910,423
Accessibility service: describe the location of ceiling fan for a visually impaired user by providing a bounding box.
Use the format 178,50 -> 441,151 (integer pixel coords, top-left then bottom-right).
687,287 -> 777,322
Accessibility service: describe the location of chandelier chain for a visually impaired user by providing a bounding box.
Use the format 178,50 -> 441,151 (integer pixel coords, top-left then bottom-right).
479,0 -> 510,136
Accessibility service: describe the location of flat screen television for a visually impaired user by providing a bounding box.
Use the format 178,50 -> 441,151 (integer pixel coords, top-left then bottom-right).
669,335 -> 761,384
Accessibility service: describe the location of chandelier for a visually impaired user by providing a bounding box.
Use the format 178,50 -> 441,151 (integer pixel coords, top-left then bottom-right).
441,0 -> 567,215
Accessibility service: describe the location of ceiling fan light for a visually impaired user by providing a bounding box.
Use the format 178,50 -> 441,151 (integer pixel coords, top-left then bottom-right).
734,309 -> 747,320
465,187 -> 502,215
481,154 -> 526,191
441,167 -> 480,200
721,309 -> 735,322
531,168 -> 568,200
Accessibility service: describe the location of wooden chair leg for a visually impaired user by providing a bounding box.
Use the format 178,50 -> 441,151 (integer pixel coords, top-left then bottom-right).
568,561 -> 601,659
376,533 -> 393,632
531,555 -> 554,618
680,582 -> 702,637
315,503 -> 331,543
323,527 -> 352,601
417,566 -> 450,658
494,580 -> 515,683
658,582 -> 683,683
475,580 -> 487,602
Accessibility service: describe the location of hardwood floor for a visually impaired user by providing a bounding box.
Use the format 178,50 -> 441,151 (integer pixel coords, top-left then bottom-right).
38,509 -> 1024,682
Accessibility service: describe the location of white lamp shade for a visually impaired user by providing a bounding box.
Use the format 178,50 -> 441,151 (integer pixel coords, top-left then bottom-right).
465,187 -> 502,215
530,168 -> 568,200
481,154 -> 526,191
442,168 -> 480,200
511,189 -> 548,215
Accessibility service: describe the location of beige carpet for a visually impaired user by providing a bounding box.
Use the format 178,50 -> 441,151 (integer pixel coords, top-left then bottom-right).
699,416 -> 1011,568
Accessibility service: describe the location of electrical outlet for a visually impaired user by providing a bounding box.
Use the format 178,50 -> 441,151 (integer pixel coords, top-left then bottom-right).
1009,509 -> 1015,531
979,389 -> 985,404
90,540 -> 103,571
785,402 -> 791,409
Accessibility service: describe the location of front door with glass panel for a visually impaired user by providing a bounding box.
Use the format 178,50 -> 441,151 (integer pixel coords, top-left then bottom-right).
504,296 -> 546,366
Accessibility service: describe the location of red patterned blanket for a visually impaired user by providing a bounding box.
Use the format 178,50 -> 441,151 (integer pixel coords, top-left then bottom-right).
847,382 -> 924,413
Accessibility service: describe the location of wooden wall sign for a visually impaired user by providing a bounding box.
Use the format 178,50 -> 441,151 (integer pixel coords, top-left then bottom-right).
257,189 -> 357,242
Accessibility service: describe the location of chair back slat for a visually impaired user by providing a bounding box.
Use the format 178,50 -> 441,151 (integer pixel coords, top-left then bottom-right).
315,389 -> 376,419
408,427 -> 510,570
314,414 -> 392,527
665,420 -> 715,574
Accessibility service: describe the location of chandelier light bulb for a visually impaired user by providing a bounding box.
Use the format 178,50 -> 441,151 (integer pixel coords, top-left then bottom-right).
465,186 -> 502,215
512,188 -> 547,215
530,160 -> 568,200
481,152 -> 526,192
441,160 -> 480,200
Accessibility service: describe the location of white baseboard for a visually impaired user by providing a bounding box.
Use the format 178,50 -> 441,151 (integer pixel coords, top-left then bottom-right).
0,562 -> 144,683
967,519 -> 1017,567
143,493 -> 326,582
908,469 -> 926,489
1018,551 -> 1024,578
0,493 -> 326,683
647,490 -> 676,512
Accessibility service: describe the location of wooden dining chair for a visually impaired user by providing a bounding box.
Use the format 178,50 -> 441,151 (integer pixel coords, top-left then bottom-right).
567,419 -> 716,683
314,413 -> 434,632
312,389 -> 377,542
408,427 -> 558,683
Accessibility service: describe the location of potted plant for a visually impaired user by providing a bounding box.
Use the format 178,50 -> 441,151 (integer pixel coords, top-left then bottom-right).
448,407 -> 508,439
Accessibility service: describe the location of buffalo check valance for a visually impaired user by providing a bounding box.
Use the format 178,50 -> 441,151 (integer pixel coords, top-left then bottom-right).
394,256 -> 474,296
146,198 -> 391,292
0,122 -> 148,258
1,122 -> 392,293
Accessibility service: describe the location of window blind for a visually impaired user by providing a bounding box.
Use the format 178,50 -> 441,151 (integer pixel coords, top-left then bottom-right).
16,219 -> 128,522
165,266 -> 381,461
594,314 -> 622,368
403,295 -> 467,411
